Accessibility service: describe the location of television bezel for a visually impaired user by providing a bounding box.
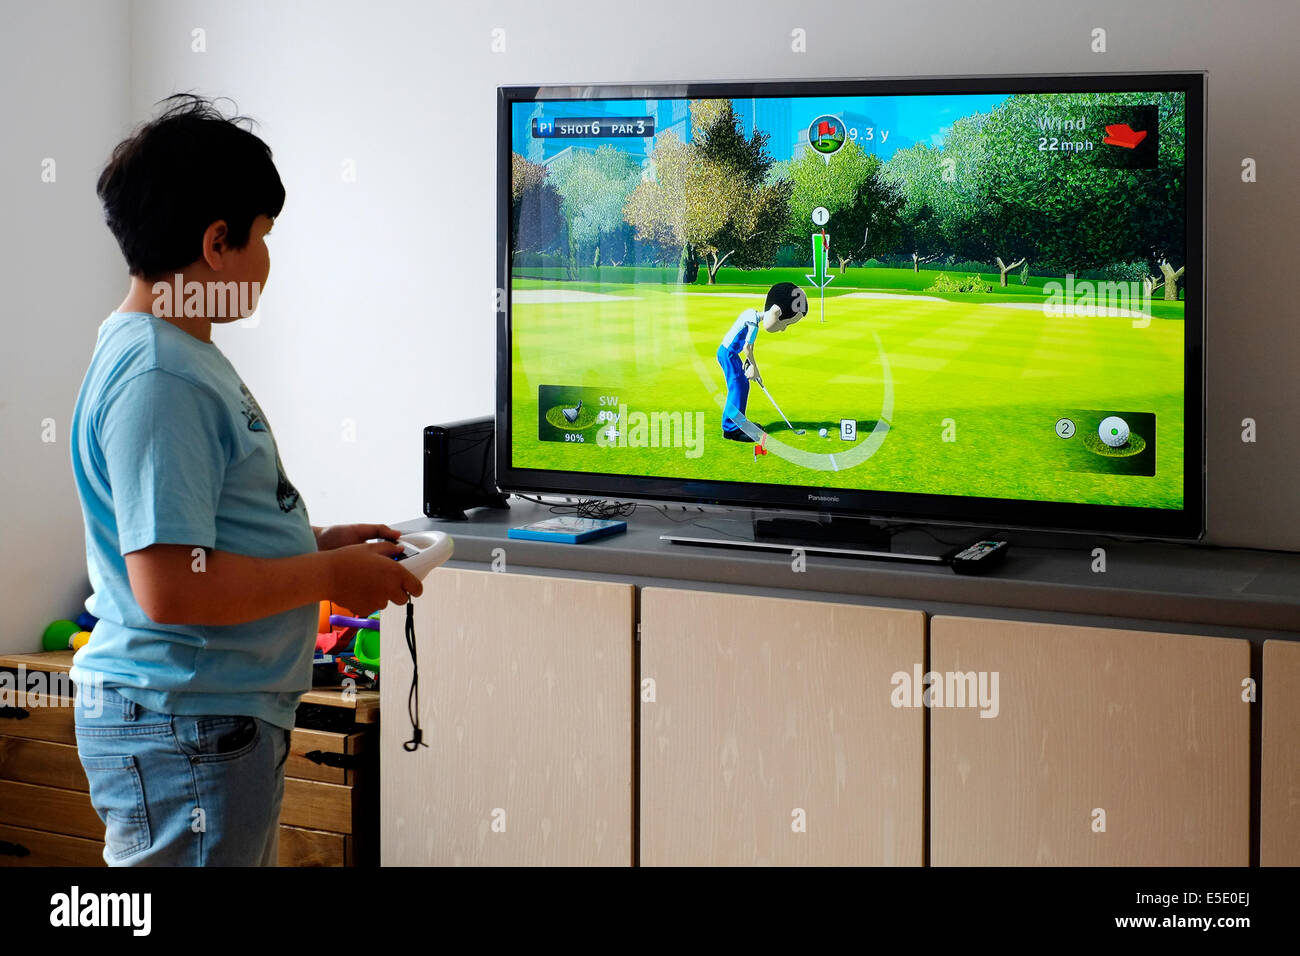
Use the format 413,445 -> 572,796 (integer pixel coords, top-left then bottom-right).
495,71 -> 1207,541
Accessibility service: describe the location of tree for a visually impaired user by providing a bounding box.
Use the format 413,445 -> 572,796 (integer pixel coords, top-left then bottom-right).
623,131 -> 699,281
936,107 -> 1040,286
690,100 -> 793,281
544,145 -> 641,275
881,144 -> 951,272
509,152 -> 564,267
624,100 -> 793,284
938,91 -> 1188,292
785,139 -> 904,272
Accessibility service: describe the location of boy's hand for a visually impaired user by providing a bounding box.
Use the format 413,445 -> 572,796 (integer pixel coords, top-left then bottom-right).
315,523 -> 402,551
744,363 -> 762,387
326,541 -> 423,617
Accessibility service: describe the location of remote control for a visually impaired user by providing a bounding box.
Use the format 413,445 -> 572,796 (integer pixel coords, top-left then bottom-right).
949,539 -> 1009,575
394,531 -> 455,579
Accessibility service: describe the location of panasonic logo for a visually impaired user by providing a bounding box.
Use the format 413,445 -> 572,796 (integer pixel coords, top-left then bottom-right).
807,494 -> 840,503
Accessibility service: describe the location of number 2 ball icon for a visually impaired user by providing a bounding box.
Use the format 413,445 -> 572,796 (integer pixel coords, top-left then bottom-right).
1098,415 -> 1130,448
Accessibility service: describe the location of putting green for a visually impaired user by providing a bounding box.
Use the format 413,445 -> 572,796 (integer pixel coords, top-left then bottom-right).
509,280 -> 1185,509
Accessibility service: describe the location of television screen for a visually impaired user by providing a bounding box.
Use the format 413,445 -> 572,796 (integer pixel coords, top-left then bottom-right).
497,73 -> 1205,538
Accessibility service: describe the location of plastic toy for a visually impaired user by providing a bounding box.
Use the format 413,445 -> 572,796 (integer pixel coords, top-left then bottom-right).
317,600 -> 356,634
329,614 -> 379,631
354,624 -> 380,671
42,620 -> 81,652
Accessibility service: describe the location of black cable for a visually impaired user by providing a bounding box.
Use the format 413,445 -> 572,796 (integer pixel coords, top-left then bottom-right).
511,493 -> 637,520
402,600 -> 427,752
644,502 -> 711,524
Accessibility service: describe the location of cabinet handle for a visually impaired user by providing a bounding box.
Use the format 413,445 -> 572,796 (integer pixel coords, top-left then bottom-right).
303,750 -> 357,769
0,706 -> 30,721
0,840 -> 31,858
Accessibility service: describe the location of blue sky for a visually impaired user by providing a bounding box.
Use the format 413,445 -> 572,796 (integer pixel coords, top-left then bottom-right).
803,94 -> 1010,148
739,93 -> 1012,157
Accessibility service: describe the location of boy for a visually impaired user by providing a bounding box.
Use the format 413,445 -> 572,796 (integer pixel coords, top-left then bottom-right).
717,281 -> 808,440
69,94 -> 422,866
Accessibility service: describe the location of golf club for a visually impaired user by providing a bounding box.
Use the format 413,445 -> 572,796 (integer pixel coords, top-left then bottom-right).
561,400 -> 583,424
757,381 -> 804,435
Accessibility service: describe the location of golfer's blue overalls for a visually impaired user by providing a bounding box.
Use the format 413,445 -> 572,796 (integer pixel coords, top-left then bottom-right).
718,309 -> 761,434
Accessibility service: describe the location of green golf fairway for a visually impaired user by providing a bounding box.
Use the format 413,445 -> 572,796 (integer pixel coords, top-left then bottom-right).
509,280 -> 1184,509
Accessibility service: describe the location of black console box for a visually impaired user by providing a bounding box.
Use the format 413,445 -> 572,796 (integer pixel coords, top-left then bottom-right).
423,416 -> 511,521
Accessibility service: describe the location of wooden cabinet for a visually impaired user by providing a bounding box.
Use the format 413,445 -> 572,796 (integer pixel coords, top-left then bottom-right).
929,616 -> 1250,866
0,683 -> 104,866
277,691 -> 379,867
0,652 -> 378,867
14,574 -> 1280,867
639,588 -> 925,866
378,573 -> 1271,867
379,567 -> 635,866
1262,639 -> 1300,866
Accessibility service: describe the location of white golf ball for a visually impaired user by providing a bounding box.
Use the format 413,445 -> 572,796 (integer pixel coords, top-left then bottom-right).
818,428 -> 828,437
1098,416 -> 1130,448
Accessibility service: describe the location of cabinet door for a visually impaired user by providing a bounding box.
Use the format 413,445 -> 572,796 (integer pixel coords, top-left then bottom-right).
1262,639 -> 1300,866
930,616 -> 1249,866
640,588 -> 925,866
380,568 -> 634,865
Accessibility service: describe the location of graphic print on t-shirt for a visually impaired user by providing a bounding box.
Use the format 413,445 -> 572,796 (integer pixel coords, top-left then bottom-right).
239,383 -> 302,513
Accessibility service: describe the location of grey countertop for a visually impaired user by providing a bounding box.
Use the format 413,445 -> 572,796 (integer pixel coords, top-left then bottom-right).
394,499 -> 1300,634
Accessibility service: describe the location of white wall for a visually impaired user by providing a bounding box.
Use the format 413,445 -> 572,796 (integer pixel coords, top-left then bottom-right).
4,0 -> 1300,652
0,0 -> 131,653
124,0 -> 1300,552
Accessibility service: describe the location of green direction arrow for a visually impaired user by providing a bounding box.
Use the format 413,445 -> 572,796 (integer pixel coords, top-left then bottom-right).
806,230 -> 833,322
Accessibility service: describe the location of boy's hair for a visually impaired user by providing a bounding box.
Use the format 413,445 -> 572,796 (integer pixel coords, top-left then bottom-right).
96,93 -> 285,279
765,282 -> 807,319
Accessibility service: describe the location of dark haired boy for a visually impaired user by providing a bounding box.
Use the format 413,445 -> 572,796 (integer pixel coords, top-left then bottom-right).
68,95 -> 422,866
717,281 -> 808,440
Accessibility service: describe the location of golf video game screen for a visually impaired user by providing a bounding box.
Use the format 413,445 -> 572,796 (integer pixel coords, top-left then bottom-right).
500,76 -> 1202,533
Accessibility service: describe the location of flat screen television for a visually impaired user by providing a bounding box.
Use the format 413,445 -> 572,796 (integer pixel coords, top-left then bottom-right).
496,72 -> 1206,540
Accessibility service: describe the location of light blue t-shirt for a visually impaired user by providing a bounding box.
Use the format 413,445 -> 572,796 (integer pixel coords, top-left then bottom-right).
721,308 -> 761,355
68,312 -> 319,730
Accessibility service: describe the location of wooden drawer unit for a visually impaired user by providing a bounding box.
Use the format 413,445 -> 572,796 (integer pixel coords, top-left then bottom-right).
0,822 -> 105,867
0,737 -> 88,792
278,824 -> 352,867
0,778 -> 101,841
287,727 -> 372,786
278,700 -> 378,866
0,689 -> 76,745
0,652 -> 379,867
0,669 -> 93,867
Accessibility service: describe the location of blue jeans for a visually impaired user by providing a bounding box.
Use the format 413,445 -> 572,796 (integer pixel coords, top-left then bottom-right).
73,684 -> 290,866
717,344 -> 750,432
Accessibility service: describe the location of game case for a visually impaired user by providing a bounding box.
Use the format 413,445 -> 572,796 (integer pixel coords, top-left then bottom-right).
507,516 -> 628,543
